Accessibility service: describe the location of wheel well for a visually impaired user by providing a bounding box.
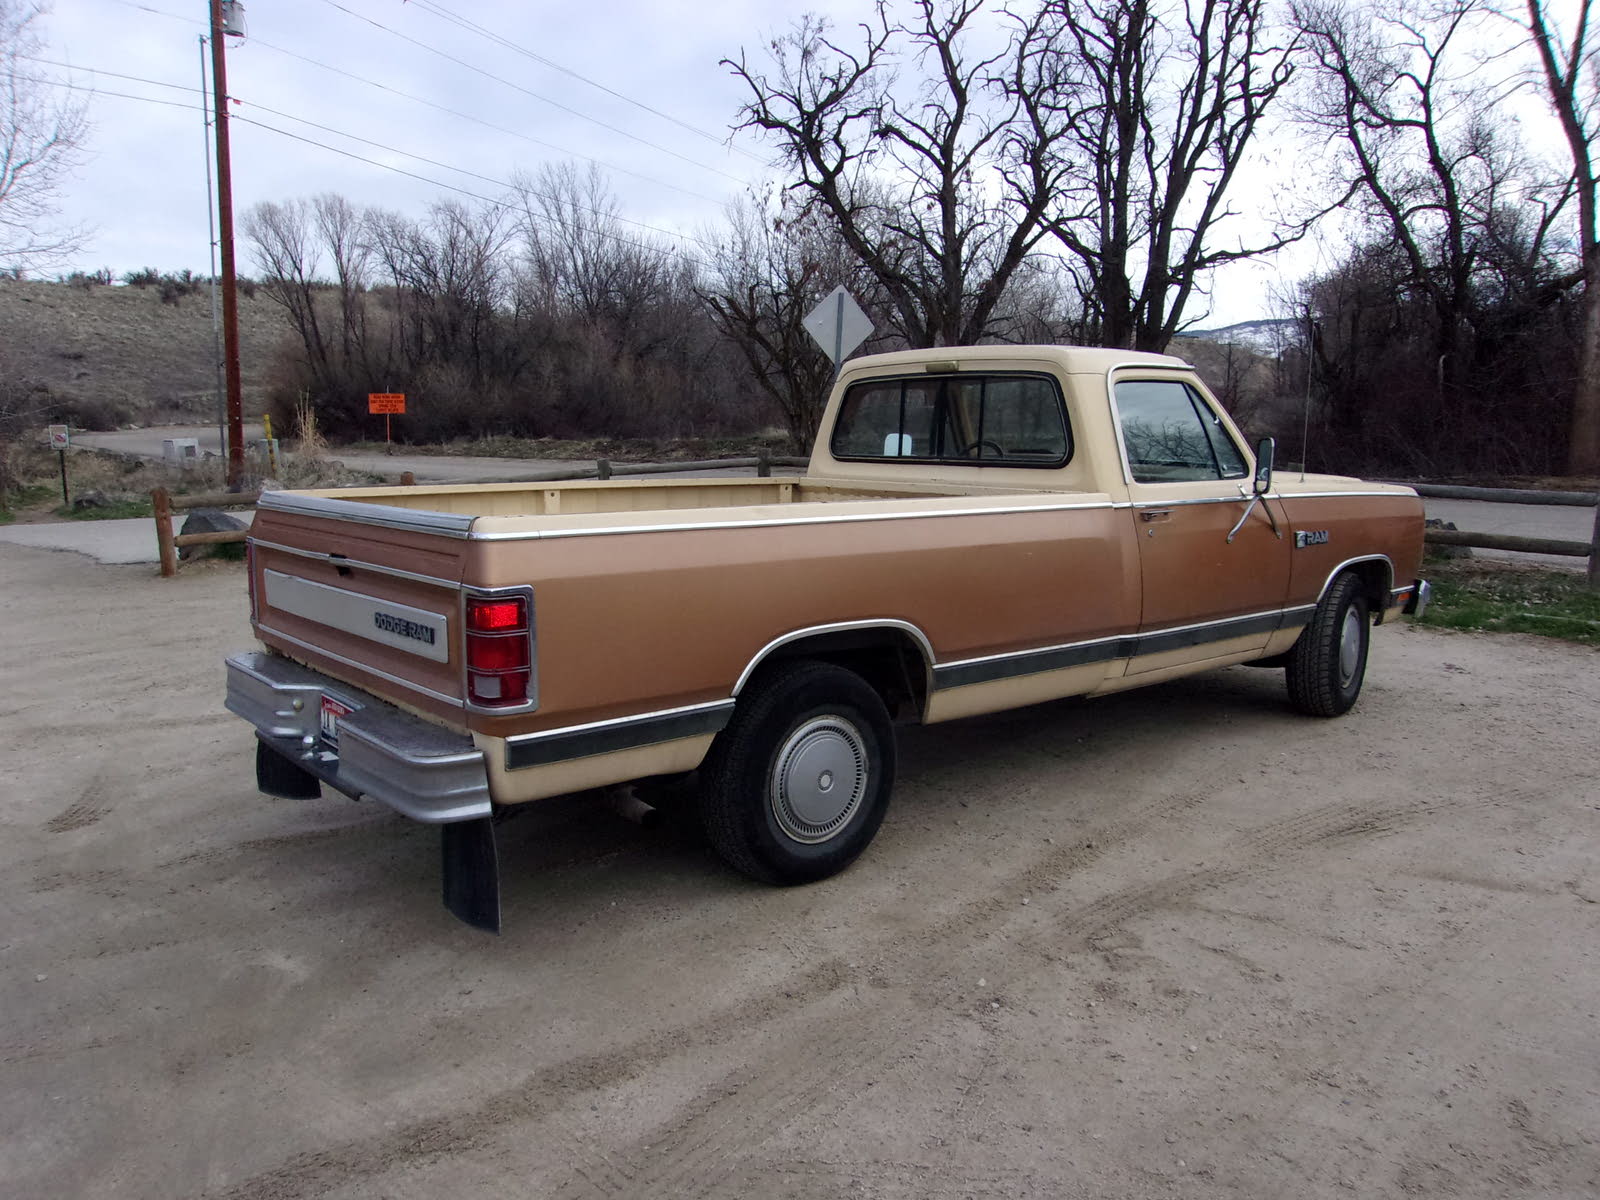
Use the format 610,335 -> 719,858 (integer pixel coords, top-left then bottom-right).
740,629 -> 930,721
1342,559 -> 1393,616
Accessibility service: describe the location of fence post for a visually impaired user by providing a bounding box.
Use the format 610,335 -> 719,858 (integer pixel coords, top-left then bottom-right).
399,471 -> 416,486
1589,501 -> 1599,590
757,447 -> 771,477
596,459 -> 612,480
151,487 -> 178,578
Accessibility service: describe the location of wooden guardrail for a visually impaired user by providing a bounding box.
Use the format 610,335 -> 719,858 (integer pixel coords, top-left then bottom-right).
1407,482 -> 1600,586
151,487 -> 260,578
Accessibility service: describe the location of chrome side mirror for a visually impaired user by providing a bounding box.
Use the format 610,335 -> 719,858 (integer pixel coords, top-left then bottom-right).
1253,436 -> 1275,495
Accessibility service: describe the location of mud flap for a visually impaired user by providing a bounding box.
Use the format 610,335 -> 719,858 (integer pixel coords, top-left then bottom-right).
441,816 -> 501,933
256,739 -> 322,800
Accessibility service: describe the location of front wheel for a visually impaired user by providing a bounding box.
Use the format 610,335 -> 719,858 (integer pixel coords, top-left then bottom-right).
1286,572 -> 1370,717
699,660 -> 895,885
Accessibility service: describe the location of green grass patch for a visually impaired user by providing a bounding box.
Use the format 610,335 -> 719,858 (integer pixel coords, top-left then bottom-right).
1419,558 -> 1600,646
54,497 -> 154,520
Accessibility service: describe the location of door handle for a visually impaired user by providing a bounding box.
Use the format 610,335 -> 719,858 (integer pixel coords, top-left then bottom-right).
1139,509 -> 1172,522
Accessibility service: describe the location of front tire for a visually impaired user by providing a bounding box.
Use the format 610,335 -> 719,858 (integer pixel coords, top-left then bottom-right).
1286,572 -> 1370,717
699,660 -> 895,885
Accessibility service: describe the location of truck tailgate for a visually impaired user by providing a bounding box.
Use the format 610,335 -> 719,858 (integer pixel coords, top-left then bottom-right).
248,498 -> 471,721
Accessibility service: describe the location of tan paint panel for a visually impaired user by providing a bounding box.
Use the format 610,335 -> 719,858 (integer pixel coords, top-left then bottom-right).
924,661 -> 1113,723
475,731 -> 715,805
1090,643 -> 1269,695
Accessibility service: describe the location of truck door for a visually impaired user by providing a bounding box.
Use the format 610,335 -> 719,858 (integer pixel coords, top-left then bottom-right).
1112,376 -> 1290,674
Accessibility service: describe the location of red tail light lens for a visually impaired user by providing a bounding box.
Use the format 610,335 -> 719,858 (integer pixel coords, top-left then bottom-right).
467,598 -> 525,632
465,593 -> 533,708
467,634 -> 529,672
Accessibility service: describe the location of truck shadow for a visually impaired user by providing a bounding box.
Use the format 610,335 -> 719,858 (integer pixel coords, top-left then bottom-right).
481,662 -> 1319,936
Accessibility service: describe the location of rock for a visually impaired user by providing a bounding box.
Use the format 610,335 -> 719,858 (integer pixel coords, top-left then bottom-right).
1424,517 -> 1472,558
178,507 -> 247,561
71,490 -> 109,511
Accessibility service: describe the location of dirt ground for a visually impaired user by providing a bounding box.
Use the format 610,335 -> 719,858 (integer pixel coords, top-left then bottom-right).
3,542 -> 1597,1199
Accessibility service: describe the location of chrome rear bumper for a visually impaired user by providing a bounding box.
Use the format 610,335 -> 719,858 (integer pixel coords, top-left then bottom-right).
225,651 -> 491,824
1402,579 -> 1432,620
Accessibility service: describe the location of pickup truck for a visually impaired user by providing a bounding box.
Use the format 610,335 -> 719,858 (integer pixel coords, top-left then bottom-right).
225,344 -> 1429,931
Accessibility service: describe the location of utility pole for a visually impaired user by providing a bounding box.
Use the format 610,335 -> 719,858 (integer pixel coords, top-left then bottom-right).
208,0 -> 245,488
198,34 -> 224,462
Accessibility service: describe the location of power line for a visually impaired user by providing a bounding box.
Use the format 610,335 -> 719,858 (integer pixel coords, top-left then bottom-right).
243,36 -> 726,204
20,52 -> 721,248
15,53 -> 199,95
230,116 -> 712,271
27,75 -> 715,274
239,97 -> 718,252
315,0 -> 749,184
103,0 -> 756,190
402,0 -> 764,163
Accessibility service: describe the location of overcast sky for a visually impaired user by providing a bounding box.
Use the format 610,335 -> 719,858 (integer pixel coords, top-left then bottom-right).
27,0 -> 1576,331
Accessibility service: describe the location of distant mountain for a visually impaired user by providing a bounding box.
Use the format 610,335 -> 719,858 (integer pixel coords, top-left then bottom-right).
1183,318 -> 1302,357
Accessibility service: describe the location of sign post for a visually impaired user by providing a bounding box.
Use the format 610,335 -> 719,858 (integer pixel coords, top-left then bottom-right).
802,286 -> 873,372
368,393 -> 406,452
48,424 -> 70,506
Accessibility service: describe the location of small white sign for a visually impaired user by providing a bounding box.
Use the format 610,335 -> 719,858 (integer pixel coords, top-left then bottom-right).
47,424 -> 69,450
803,286 -> 873,365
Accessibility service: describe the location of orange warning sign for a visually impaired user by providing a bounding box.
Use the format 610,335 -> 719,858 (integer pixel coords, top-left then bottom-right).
368,393 -> 406,414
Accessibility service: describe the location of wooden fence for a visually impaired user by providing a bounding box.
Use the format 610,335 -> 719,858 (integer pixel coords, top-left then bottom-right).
1411,483 -> 1600,586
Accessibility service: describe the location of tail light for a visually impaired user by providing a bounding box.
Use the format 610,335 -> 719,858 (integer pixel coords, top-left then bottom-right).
465,592 -> 534,708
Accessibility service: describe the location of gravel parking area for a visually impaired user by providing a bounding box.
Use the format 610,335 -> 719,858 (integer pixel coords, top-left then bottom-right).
3,542 -> 1597,1198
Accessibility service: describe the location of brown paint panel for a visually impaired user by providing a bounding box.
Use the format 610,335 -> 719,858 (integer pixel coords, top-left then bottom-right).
1279,494 -> 1425,606
465,505 -> 1140,738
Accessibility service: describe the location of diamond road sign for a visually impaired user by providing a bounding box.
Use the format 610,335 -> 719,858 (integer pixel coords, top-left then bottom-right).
803,286 -> 873,366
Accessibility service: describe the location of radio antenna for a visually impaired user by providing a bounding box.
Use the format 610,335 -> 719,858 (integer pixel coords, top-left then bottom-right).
1301,306 -> 1314,482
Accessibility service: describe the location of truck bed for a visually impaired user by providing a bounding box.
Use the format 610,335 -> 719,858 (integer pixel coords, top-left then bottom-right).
279,475 -> 1035,522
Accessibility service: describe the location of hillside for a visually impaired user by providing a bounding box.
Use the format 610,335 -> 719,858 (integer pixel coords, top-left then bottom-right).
0,278 -> 289,427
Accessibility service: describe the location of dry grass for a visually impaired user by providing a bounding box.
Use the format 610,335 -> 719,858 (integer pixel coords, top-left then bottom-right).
0,441 -> 381,524
0,278 -> 288,426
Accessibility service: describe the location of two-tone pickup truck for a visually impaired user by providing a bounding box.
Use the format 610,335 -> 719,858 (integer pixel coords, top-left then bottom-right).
225,345 -> 1428,930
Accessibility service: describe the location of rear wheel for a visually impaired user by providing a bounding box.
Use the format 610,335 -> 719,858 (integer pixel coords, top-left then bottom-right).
1286,572 -> 1370,717
699,660 -> 895,884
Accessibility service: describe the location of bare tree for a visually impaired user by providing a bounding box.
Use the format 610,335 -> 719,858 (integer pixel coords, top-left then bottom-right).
0,1 -> 88,270
1521,0 -> 1599,475
243,199 -> 332,382
726,1 -> 1063,347
1294,1 -> 1570,380
1029,0 -> 1303,351
700,194 -> 855,450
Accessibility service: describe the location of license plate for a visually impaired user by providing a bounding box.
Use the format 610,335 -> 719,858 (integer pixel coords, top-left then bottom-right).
320,695 -> 354,747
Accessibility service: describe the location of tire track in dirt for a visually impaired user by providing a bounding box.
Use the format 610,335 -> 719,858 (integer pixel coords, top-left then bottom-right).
43,773 -> 113,833
206,792 -> 1444,1200
540,797 -> 1452,1199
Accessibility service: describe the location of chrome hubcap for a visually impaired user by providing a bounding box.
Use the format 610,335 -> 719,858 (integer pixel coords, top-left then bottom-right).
770,716 -> 868,844
1338,607 -> 1363,686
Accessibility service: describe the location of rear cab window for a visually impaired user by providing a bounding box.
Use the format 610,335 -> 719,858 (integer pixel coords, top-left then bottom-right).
1113,379 -> 1247,483
831,373 -> 1072,467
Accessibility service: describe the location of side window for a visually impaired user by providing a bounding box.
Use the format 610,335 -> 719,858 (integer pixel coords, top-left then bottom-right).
1115,380 -> 1247,483
831,374 -> 1071,467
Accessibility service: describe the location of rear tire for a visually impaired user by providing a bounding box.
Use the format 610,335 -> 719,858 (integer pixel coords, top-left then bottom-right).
699,660 -> 895,885
1286,572 -> 1370,717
